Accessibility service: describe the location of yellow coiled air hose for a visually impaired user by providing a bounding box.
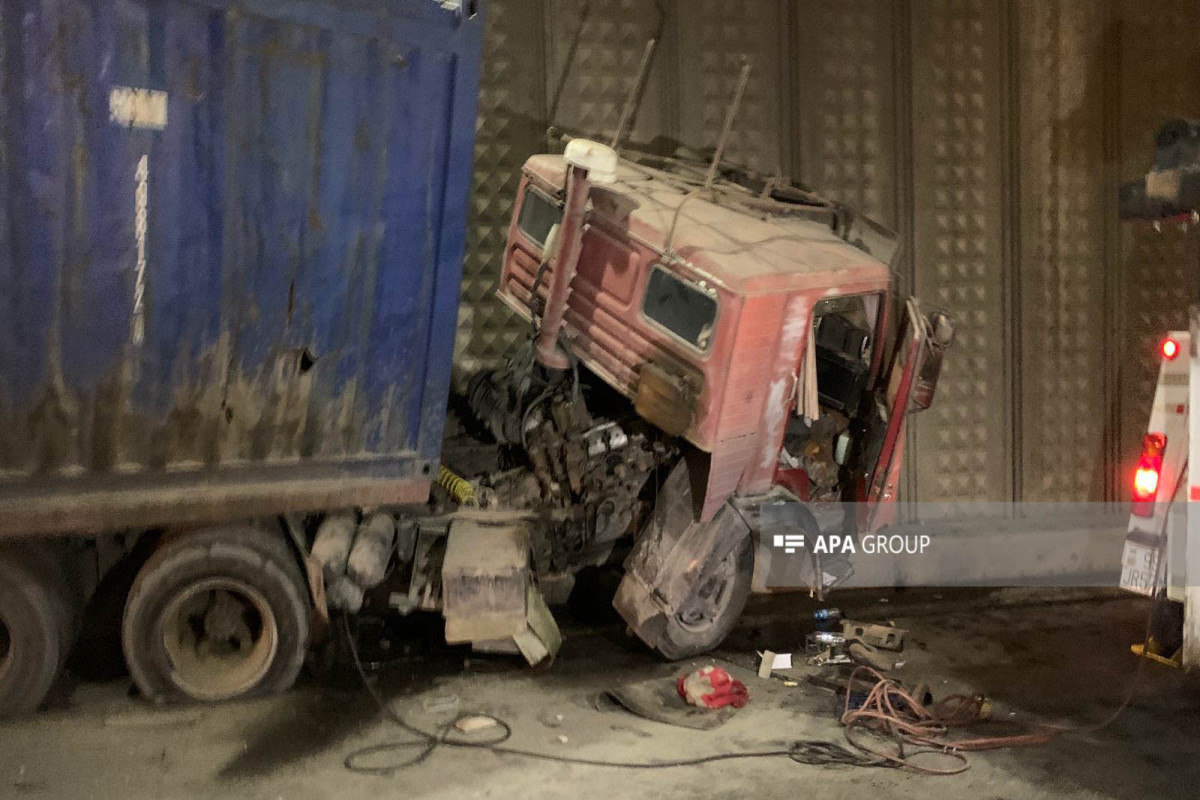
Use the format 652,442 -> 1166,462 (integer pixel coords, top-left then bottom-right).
436,465 -> 477,506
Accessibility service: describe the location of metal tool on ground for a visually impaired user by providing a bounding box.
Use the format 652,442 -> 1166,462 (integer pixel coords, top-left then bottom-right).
807,648 -> 851,667
806,630 -> 846,653
805,619 -> 904,670
841,620 -> 906,651
847,641 -> 898,672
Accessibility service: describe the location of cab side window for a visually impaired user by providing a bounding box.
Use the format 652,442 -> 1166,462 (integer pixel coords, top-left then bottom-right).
642,265 -> 718,351
517,186 -> 562,248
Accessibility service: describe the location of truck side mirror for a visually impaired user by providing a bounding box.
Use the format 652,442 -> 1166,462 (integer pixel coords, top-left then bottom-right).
911,310 -> 956,411
542,223 -> 560,260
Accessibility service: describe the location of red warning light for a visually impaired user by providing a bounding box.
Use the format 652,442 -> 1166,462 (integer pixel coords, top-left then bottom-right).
1132,432 -> 1167,517
1162,338 -> 1180,360
1134,466 -> 1160,499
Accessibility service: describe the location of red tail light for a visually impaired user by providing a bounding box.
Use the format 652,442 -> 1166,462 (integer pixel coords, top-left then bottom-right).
1132,432 -> 1167,517
1162,337 -> 1180,360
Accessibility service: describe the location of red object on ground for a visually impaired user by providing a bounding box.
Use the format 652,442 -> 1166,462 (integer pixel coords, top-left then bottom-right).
677,666 -> 749,709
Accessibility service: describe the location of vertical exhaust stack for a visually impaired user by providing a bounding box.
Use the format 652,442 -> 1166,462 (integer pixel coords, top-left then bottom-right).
533,139 -> 617,371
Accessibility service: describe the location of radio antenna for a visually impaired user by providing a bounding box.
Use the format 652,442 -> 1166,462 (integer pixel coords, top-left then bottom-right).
545,1 -> 593,143
703,58 -> 751,191
665,58 -> 752,254
610,37 -> 658,150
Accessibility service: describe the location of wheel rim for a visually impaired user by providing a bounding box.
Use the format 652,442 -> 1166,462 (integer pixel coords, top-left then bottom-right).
0,614 -> 11,683
160,577 -> 278,701
676,548 -> 737,633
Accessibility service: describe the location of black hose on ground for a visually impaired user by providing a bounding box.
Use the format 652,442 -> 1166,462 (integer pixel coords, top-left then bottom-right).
338,614 -> 882,775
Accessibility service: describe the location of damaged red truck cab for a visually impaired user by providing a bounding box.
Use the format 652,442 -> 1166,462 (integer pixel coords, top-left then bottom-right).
492,145 -> 952,658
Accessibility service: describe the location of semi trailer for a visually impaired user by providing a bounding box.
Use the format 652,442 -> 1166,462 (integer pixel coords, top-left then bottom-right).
0,0 -> 952,717
0,0 -> 485,715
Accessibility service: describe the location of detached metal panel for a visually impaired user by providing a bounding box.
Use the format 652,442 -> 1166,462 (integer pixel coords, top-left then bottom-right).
0,0 -> 485,535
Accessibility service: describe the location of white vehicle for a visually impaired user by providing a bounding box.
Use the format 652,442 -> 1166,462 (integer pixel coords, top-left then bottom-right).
1118,323 -> 1200,668
1117,118 -> 1200,668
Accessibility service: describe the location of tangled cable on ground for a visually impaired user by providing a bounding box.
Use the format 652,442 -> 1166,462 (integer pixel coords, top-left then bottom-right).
338,615 -> 880,775
838,665 -> 1051,775
838,458 -> 1189,775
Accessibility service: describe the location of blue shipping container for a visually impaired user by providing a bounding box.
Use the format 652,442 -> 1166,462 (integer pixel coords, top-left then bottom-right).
0,0 -> 485,535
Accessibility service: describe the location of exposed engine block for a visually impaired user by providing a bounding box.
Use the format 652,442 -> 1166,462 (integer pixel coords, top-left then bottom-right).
464,345 -> 676,571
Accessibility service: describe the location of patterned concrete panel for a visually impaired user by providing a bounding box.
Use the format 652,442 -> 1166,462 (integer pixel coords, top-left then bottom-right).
909,0 -> 1011,505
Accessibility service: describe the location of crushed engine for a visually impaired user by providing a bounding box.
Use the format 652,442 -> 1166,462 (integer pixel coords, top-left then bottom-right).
464,344 -> 676,572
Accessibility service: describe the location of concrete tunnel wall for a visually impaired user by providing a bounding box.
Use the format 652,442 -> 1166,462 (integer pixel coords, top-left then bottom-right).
454,0 -> 1200,508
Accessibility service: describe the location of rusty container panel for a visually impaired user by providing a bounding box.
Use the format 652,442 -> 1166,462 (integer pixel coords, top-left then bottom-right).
0,0 -> 485,535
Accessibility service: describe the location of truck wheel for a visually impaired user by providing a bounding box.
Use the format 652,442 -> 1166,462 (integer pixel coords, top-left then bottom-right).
654,533 -> 754,661
122,525 -> 309,704
0,548 -> 73,718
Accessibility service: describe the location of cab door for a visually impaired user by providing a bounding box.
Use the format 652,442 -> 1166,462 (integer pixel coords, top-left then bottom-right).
860,298 -> 928,532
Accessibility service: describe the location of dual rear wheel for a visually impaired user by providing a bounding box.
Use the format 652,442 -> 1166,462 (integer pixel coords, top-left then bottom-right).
0,526 -> 310,718
0,547 -> 73,718
121,526 -> 310,704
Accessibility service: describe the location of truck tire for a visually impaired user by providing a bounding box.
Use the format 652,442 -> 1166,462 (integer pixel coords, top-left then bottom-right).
0,548 -> 73,718
654,532 -> 754,661
122,525 -> 310,704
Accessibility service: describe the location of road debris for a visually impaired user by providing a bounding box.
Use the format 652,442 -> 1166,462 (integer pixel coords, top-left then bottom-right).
841,620 -> 906,651
607,673 -> 738,729
539,711 -> 566,728
422,694 -> 460,715
806,648 -> 851,666
848,641 -> 897,671
813,607 -> 842,625
102,708 -> 207,729
455,715 -> 500,734
804,618 -> 907,671
757,650 -> 793,677
677,666 -> 749,709
806,631 -> 846,652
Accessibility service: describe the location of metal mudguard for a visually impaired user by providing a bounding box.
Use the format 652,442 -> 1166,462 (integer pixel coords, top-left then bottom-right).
614,458 -> 750,649
439,517 -> 563,664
